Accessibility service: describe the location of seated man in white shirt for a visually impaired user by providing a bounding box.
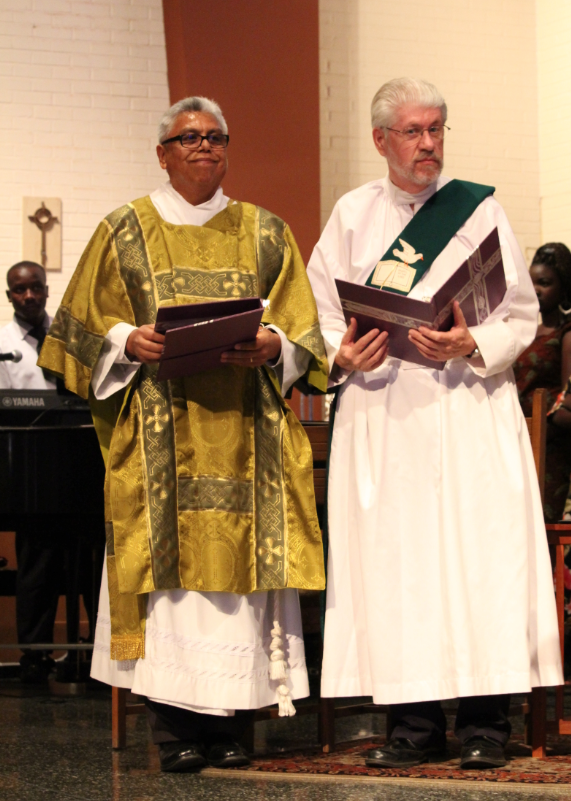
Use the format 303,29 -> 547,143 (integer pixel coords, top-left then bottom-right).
1,262 -> 55,390
1,262 -> 59,682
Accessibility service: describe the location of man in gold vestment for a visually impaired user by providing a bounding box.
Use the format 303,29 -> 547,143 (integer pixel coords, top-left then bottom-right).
39,97 -> 328,772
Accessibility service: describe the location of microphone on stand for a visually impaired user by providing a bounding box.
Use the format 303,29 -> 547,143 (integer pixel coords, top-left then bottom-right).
0,350 -> 22,363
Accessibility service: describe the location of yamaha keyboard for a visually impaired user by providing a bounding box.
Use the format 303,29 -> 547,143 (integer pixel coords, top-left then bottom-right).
0,388 -> 104,539
0,389 -> 91,427
0,388 -> 105,671
0,387 -> 89,412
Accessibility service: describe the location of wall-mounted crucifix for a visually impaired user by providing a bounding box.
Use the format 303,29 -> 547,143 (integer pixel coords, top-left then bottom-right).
28,202 -> 59,269
22,197 -> 62,271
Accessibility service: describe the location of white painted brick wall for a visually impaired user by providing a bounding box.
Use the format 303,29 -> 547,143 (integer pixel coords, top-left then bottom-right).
0,0 -> 169,324
537,0 -> 571,246
320,0 -> 541,261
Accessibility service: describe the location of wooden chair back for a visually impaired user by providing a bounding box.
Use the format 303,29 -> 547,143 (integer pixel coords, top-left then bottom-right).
524,388 -> 549,758
525,388 -> 547,503
302,422 -> 328,504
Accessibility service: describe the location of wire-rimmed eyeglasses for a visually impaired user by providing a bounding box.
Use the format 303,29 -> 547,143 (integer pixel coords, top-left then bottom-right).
384,125 -> 450,143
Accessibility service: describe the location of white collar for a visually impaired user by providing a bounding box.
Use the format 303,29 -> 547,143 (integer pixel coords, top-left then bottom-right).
381,176 -> 438,207
162,182 -> 226,212
149,181 -> 230,227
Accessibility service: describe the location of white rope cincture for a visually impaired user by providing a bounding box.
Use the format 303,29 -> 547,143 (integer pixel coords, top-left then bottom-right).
269,589 -> 296,717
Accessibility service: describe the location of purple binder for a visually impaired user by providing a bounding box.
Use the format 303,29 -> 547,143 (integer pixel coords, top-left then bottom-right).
155,297 -> 264,380
335,227 -> 507,370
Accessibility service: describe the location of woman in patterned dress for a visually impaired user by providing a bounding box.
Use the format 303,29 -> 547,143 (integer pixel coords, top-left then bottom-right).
513,243 -> 571,522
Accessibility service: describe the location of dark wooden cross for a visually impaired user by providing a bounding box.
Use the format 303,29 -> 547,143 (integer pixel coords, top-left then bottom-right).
28,202 -> 59,269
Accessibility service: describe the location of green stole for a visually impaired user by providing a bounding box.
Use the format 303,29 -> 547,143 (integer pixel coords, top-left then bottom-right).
365,179 -> 495,296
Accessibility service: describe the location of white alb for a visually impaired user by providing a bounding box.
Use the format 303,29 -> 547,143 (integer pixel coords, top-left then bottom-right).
307,175 -> 563,704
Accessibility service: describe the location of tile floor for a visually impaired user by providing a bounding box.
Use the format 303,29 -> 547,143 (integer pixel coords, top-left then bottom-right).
1,680 -> 570,801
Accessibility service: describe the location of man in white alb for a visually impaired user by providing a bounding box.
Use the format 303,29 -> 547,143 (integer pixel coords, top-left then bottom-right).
38,97 -> 328,772
307,77 -> 562,769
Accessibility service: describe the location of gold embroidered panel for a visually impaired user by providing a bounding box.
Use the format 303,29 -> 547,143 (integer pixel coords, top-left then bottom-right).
257,208 -> 286,298
108,204 -> 181,590
154,272 -> 175,302
178,476 -> 253,513
137,374 -> 180,588
105,521 -> 115,556
281,413 -> 325,590
178,511 -> 255,592
137,198 -> 260,306
169,223 -> 239,272
296,322 -> 325,357
48,305 -> 104,370
176,268 -> 258,300
107,205 -> 157,327
176,367 -> 255,480
107,394 -> 153,595
254,368 -> 287,589
106,554 -> 146,660
155,268 -> 258,303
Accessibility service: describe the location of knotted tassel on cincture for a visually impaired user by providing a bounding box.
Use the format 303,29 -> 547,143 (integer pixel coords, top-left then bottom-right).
277,682 -> 296,717
269,589 -> 296,717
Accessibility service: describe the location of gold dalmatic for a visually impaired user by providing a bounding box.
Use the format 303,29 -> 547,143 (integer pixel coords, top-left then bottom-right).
39,198 -> 329,659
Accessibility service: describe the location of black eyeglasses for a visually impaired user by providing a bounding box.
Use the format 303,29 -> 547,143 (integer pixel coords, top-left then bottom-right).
160,132 -> 230,150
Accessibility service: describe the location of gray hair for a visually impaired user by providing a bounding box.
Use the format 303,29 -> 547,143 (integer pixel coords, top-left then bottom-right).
371,78 -> 447,129
158,96 -> 228,142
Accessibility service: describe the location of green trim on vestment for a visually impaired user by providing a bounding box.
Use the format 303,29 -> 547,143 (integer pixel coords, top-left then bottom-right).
365,179 -> 495,296
106,202 -> 182,590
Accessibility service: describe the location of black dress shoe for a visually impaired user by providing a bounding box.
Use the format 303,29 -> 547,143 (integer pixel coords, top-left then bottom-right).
19,653 -> 55,684
206,740 -> 250,768
460,735 -> 506,769
158,740 -> 207,772
365,737 -> 446,768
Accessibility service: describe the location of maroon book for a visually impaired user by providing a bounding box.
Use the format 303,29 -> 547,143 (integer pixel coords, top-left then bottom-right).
155,298 -> 264,380
335,227 -> 507,370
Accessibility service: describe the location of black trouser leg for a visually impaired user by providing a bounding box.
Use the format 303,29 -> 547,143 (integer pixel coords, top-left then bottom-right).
389,701 -> 447,749
145,698 -> 255,746
15,532 -> 62,650
454,694 -> 511,746
83,547 -> 104,642
390,695 -> 512,749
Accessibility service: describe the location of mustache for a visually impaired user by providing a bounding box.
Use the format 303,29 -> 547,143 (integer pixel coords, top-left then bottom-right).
414,151 -> 442,165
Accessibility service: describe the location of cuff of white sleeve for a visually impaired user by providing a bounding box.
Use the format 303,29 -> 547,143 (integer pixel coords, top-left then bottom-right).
115,329 -> 140,364
465,322 -> 515,377
265,324 -> 285,367
91,322 -> 140,400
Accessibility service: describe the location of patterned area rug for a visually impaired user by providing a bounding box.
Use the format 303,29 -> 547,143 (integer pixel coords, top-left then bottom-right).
237,737 -> 571,784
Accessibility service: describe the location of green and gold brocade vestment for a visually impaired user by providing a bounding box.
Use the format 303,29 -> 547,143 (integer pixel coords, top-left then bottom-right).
38,197 -> 329,659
